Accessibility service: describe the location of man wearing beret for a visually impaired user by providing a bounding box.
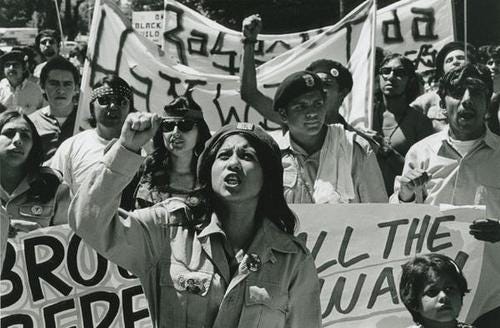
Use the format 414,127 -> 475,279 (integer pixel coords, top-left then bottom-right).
274,70 -> 387,203
0,48 -> 45,114
240,15 -> 362,133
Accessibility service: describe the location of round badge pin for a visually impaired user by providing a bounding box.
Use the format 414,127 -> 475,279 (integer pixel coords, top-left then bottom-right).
246,253 -> 262,272
330,68 -> 339,77
31,205 -> 43,215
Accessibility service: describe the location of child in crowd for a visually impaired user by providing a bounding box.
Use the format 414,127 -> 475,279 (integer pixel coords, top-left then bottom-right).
399,253 -> 474,328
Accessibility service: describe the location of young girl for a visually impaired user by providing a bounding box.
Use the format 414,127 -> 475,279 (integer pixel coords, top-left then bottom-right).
399,253 -> 474,328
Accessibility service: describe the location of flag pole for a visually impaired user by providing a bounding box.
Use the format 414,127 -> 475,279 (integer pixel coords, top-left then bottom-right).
367,0 -> 377,130
464,0 -> 467,61
53,0 -> 66,51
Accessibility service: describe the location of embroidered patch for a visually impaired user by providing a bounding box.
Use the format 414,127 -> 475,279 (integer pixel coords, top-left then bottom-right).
236,122 -> 254,131
302,74 -> 315,87
31,205 -> 43,216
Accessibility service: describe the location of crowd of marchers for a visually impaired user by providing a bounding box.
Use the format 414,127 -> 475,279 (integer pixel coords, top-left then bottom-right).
1,20 -> 500,328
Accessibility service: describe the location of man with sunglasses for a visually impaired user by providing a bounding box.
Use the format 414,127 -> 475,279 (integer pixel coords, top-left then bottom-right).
391,63 -> 500,239
33,30 -> 61,80
29,56 -> 79,161
50,74 -> 138,210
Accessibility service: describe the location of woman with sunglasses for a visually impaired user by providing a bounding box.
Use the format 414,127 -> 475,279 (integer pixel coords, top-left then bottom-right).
69,112 -> 321,328
372,53 -> 434,195
0,111 -> 70,237
134,95 -> 211,208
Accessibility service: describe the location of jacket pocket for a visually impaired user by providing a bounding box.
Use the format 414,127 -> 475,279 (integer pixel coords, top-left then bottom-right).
159,261 -> 215,327
17,203 -> 55,227
241,280 -> 288,328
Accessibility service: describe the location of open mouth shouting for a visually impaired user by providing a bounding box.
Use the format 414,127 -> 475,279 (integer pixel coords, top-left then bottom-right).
224,173 -> 242,187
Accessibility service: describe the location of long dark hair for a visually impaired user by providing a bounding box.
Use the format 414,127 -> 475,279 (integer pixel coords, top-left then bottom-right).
197,127 -> 297,234
377,53 -> 420,104
0,111 -> 44,173
142,117 -> 211,189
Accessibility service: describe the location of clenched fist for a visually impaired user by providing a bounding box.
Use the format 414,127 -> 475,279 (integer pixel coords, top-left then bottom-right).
119,112 -> 161,153
242,14 -> 262,42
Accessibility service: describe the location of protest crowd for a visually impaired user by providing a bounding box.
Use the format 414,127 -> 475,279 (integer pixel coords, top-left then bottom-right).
0,0 -> 500,327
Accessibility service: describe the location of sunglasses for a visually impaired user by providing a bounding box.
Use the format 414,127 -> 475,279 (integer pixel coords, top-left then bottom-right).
379,67 -> 407,78
447,85 -> 486,100
96,95 -> 129,106
161,120 -> 196,132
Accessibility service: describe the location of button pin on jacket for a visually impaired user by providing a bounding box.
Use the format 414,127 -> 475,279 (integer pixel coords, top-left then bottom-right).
246,253 -> 262,272
31,205 -> 43,215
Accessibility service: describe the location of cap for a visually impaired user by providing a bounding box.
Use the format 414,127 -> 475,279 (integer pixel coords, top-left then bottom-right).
0,48 -> 28,65
272,70 -> 324,112
163,96 -> 204,121
435,41 -> 477,76
197,123 -> 282,181
306,59 -> 353,92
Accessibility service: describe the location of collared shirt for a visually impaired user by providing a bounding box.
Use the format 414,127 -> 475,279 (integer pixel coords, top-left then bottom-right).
69,143 -> 322,328
279,125 -> 388,204
29,105 -> 77,161
390,127 -> 500,218
0,78 -> 45,114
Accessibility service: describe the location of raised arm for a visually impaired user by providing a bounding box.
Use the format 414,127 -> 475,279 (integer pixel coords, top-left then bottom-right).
69,112 -> 164,277
240,15 -> 282,124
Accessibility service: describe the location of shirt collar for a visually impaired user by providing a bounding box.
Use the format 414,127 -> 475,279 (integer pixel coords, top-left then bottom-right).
0,77 -> 28,90
431,126 -> 500,153
279,130 -> 322,158
197,214 -> 299,261
197,212 -> 225,239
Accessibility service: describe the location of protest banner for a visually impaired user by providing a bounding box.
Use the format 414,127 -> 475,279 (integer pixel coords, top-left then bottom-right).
132,11 -> 164,45
0,226 -> 151,327
1,204 -> 498,327
162,0 -> 454,74
76,0 -> 375,132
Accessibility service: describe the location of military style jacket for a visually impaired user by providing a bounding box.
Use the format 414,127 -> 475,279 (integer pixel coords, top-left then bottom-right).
69,143 -> 321,328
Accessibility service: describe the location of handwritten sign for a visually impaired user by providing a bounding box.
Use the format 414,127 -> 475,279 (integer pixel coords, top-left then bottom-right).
2,204 -> 498,327
163,0 -> 454,74
76,0 -> 374,132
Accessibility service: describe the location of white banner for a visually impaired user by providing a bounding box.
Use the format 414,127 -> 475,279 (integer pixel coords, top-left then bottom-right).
76,0 -> 375,132
163,0 -> 454,74
2,205 -> 498,327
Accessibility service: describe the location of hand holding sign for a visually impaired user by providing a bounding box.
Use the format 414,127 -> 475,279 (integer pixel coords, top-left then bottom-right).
398,163 -> 431,202
470,218 -> 500,243
119,112 -> 161,153
242,14 -> 262,42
